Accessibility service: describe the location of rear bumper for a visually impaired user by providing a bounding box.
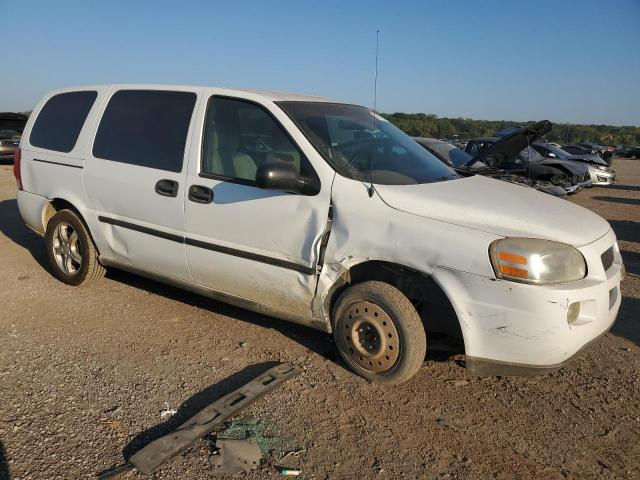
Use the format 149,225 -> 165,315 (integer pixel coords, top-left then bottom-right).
17,189 -> 49,235
433,229 -> 622,375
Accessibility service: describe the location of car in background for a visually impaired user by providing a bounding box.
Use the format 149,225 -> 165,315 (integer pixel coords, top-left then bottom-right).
532,142 -> 615,186
577,142 -> 604,155
562,144 -> 596,156
414,137 -> 567,198
625,146 -> 640,159
464,121 -> 591,194
0,112 -> 27,162
445,138 -> 466,150
615,145 -> 631,156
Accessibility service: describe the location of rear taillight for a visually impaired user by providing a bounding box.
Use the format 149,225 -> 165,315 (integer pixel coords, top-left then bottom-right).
13,147 -> 22,190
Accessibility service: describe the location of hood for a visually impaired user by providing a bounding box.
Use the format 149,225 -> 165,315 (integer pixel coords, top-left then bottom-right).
375,175 -> 609,247
0,132 -> 22,140
473,167 -> 568,198
468,120 -> 552,168
561,153 -> 608,166
538,157 -> 590,174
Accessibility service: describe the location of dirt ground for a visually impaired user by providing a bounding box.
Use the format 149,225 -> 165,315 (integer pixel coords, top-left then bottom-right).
0,159 -> 638,480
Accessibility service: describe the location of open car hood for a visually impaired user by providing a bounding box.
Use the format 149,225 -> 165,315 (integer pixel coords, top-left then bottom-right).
466,120 -> 552,167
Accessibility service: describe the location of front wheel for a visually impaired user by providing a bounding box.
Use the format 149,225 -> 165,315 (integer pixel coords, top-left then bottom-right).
332,281 -> 426,384
45,209 -> 105,286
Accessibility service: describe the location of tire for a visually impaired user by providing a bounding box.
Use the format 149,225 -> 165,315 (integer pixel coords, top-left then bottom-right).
631,155 -> 637,160
332,281 -> 426,384
45,209 -> 105,286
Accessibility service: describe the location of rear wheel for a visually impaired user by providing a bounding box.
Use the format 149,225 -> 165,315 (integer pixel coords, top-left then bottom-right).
45,209 -> 105,286
332,281 -> 426,384
631,154 -> 638,160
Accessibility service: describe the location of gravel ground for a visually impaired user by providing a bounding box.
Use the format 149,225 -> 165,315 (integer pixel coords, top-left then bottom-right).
0,158 -> 638,480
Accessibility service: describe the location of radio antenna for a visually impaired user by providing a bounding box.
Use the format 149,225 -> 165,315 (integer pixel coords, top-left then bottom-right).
368,29 -> 379,198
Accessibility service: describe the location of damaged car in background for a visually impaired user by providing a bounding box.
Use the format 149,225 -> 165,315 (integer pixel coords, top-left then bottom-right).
414,134 -> 567,198
464,121 -> 591,194
0,112 -> 27,162
15,85 -> 623,384
533,141 -> 616,186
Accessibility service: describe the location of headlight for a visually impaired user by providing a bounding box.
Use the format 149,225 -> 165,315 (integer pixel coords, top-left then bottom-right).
489,238 -> 587,285
594,165 -> 608,171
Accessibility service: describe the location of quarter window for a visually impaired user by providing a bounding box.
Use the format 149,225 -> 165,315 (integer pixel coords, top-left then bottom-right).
93,90 -> 196,172
201,97 -> 315,184
30,91 -> 97,152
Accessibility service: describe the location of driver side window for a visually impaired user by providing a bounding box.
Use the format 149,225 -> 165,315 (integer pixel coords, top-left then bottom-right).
201,97 -> 310,184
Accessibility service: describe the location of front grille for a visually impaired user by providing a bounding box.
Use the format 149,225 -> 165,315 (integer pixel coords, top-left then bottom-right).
601,247 -> 614,271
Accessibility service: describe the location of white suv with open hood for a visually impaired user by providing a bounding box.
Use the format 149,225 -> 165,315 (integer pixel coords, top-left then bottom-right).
15,85 -> 623,383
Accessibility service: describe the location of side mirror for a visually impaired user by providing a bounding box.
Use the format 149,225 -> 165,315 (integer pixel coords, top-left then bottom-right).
547,152 -> 557,158
255,161 -> 320,195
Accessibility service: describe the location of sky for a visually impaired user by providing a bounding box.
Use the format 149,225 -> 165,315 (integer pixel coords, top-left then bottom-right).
1,0 -> 639,126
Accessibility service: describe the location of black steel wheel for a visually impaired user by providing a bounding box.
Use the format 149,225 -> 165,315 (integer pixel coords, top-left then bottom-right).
332,281 -> 426,384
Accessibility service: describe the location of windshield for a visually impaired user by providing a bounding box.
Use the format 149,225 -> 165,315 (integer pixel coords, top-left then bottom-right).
544,143 -> 572,157
520,145 -> 545,162
429,142 -> 474,168
277,102 -> 458,185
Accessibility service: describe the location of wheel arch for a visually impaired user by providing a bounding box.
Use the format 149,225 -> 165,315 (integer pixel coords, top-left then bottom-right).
42,198 -> 101,256
325,260 -> 465,349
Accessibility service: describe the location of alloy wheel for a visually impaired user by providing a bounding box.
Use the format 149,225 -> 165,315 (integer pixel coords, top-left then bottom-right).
52,221 -> 82,275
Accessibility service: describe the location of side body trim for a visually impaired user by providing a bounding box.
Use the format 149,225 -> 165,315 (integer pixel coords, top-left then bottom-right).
97,215 -> 315,275
33,158 -> 83,169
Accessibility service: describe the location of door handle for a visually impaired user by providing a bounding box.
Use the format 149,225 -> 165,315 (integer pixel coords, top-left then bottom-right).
155,179 -> 179,197
188,185 -> 213,204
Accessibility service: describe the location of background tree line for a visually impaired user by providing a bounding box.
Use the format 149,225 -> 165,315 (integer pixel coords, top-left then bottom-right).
382,112 -> 640,146
18,108 -> 639,146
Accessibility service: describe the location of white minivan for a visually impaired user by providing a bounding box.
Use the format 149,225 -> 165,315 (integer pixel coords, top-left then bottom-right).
15,85 -> 623,384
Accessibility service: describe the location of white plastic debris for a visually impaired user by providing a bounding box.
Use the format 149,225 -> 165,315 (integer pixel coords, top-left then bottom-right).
160,402 -> 177,420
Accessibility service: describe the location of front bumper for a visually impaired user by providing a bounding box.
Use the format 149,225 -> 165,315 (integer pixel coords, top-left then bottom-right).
0,146 -> 17,161
433,229 -> 622,375
589,168 -> 616,186
564,179 -> 592,194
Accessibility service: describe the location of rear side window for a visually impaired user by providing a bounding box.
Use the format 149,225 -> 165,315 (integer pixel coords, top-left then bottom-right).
30,91 -> 97,152
93,90 -> 196,172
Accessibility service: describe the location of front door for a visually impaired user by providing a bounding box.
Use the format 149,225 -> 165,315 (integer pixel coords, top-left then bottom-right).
83,88 -> 198,281
184,95 -> 332,315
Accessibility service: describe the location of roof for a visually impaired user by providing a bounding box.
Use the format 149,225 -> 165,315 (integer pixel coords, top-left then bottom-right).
46,84 -> 341,104
413,137 -> 451,146
237,88 -> 338,103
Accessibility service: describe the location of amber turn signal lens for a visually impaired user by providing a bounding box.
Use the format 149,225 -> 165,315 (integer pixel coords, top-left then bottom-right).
499,264 -> 528,278
498,251 -> 527,265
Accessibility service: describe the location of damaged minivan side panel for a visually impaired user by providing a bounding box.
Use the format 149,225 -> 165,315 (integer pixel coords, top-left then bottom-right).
313,172 -> 501,343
